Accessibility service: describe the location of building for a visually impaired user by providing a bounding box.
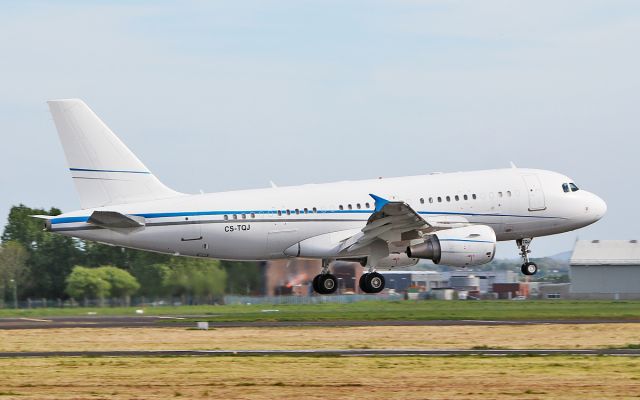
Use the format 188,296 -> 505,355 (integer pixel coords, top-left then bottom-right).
492,283 -> 530,299
570,240 -> 640,300
443,270 -> 518,294
380,271 -> 447,293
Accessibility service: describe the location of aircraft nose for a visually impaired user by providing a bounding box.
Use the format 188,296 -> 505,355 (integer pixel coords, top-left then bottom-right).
589,193 -> 607,221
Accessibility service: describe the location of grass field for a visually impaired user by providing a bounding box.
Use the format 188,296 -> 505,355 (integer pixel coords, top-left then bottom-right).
1,300 -> 640,321
0,356 -> 638,399
2,324 -> 640,352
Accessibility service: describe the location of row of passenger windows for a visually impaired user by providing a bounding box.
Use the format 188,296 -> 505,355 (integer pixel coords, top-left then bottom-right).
219,190 -> 516,220
338,202 -> 371,211
419,191 -> 514,204
222,207 -> 319,220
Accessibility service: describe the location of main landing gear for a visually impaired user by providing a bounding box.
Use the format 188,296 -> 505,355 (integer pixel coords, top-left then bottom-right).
311,259 -> 387,294
359,271 -> 385,294
517,238 -> 538,276
312,259 -> 338,295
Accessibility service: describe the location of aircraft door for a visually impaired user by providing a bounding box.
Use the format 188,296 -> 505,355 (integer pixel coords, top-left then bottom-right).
522,174 -> 546,211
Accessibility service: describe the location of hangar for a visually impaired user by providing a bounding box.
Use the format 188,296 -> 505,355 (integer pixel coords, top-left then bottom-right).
570,240 -> 640,299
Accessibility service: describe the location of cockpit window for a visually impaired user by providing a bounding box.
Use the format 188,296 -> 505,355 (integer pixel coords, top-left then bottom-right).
562,183 -> 570,193
569,183 -> 579,192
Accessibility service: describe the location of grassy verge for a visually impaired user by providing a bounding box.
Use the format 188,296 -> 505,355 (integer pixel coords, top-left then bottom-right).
0,355 -> 638,399
3,300 -> 640,322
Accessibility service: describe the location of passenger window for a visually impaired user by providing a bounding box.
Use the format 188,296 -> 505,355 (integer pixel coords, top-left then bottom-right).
569,183 -> 579,192
233,214 -> 238,220
286,210 -> 291,215
224,215 -> 228,220
498,192 -> 503,198
472,194 -> 477,200
463,194 -> 468,200
242,214 -> 246,219
420,198 -> 425,204
356,203 -> 361,209
429,197 -> 433,203
446,196 -> 451,202
365,202 -> 371,209
507,191 -> 511,197
295,209 -> 300,215
562,183 -> 570,193
312,207 -> 317,213
438,197 -> 442,203
455,195 -> 459,201
277,210 -> 282,216
339,205 -> 344,210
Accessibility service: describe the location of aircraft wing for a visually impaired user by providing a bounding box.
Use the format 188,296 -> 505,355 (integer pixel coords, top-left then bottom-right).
339,195 -> 426,252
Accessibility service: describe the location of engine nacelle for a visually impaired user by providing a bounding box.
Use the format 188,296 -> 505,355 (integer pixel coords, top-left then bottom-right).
406,225 -> 496,267
361,253 -> 420,269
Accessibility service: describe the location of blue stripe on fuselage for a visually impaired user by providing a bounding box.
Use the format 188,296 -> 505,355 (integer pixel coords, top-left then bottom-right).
50,208 -> 564,225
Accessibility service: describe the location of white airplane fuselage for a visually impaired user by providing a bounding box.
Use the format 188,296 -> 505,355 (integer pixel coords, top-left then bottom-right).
49,167 -> 606,262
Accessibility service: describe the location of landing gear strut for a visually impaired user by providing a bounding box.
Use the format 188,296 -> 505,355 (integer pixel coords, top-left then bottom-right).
312,259 -> 338,295
517,238 -> 538,276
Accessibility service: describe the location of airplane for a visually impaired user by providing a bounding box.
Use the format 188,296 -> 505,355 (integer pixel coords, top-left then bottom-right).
35,99 -> 607,295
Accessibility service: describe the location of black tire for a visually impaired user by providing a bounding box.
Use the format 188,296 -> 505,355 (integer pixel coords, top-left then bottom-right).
367,272 -> 385,293
317,274 -> 338,294
360,272 -> 385,294
521,262 -> 538,276
312,274 -> 321,294
359,273 -> 368,293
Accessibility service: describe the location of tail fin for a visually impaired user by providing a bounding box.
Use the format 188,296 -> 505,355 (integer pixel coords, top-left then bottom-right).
47,99 -> 182,209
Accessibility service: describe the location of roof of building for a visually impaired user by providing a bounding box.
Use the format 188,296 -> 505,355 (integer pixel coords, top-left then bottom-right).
570,240 -> 640,265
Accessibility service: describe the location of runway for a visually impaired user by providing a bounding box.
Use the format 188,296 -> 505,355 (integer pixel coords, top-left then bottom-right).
1,315 -> 640,329
0,348 -> 639,358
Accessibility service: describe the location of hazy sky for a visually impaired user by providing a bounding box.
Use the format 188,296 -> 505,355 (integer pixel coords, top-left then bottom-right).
1,1 -> 639,258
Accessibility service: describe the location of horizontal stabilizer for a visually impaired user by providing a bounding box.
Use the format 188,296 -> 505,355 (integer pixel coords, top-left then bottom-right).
88,211 -> 145,229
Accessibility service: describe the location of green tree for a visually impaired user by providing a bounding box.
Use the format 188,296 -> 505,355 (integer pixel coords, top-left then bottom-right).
65,266 -> 111,303
95,266 -> 140,305
166,258 -> 226,304
131,263 -> 172,298
0,241 -> 29,306
220,261 -> 264,295
2,205 -> 81,299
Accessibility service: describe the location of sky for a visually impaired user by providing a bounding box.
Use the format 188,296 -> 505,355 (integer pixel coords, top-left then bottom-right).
0,0 -> 639,258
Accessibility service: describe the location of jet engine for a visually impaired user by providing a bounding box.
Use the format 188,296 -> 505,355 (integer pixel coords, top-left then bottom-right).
406,225 -> 496,267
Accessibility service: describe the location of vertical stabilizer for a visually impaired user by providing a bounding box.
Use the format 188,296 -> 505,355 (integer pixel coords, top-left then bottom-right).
48,99 -> 182,209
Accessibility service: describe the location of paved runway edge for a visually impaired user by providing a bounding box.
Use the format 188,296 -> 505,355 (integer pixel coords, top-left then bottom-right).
1,349 -> 639,358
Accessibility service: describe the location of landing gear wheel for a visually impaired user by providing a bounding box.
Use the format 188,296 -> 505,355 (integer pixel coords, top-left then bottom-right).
312,275 -> 321,293
521,262 -> 538,276
315,274 -> 338,295
359,272 -> 386,294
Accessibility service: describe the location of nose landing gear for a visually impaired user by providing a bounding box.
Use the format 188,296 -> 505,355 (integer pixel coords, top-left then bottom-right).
517,238 -> 538,275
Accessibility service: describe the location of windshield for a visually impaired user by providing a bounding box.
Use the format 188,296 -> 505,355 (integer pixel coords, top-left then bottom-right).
569,183 -> 579,192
